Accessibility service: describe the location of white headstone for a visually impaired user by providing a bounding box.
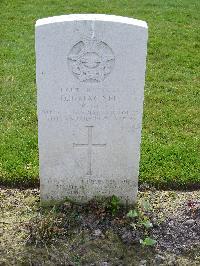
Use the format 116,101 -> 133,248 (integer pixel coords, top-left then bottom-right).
36,14 -> 148,204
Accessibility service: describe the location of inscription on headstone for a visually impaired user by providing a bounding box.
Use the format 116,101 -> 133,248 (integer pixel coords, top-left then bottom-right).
36,14 -> 148,204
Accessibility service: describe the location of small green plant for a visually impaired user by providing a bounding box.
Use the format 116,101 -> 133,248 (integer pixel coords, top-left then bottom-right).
141,200 -> 151,212
140,237 -> 157,247
127,209 -> 138,218
127,199 -> 156,247
108,195 -> 121,215
139,220 -> 153,229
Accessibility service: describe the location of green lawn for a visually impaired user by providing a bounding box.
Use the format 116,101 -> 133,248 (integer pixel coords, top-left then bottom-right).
0,0 -> 199,188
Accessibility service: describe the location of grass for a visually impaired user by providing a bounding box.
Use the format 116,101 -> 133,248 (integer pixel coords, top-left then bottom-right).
0,0 -> 200,188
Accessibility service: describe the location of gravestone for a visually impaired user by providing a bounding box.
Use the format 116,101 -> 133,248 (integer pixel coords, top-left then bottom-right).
35,14 -> 148,204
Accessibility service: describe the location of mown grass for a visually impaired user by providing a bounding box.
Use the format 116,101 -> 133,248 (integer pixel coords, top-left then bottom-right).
0,0 -> 199,188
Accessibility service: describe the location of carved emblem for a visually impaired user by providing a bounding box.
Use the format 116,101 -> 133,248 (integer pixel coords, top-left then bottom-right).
68,39 -> 115,82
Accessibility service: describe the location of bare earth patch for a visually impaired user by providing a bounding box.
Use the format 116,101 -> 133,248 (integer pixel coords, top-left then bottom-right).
0,187 -> 199,265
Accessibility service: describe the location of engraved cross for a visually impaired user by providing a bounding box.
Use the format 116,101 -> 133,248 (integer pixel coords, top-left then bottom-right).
73,126 -> 106,175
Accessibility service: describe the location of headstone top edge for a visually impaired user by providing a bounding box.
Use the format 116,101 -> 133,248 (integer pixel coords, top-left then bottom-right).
35,14 -> 148,29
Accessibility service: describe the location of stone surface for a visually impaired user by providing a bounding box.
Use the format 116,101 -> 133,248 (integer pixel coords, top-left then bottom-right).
35,14 -> 148,204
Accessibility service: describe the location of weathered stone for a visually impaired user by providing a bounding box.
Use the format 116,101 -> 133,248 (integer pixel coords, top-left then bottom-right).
36,14 -> 148,204
183,219 -> 195,225
93,229 -> 102,237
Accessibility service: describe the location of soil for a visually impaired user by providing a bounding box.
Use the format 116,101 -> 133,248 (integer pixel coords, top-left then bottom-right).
0,186 -> 200,265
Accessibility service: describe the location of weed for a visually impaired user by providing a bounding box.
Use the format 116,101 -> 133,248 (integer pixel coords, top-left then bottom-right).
127,209 -> 139,218
127,199 -> 156,247
107,195 -> 121,215
140,237 -> 157,247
